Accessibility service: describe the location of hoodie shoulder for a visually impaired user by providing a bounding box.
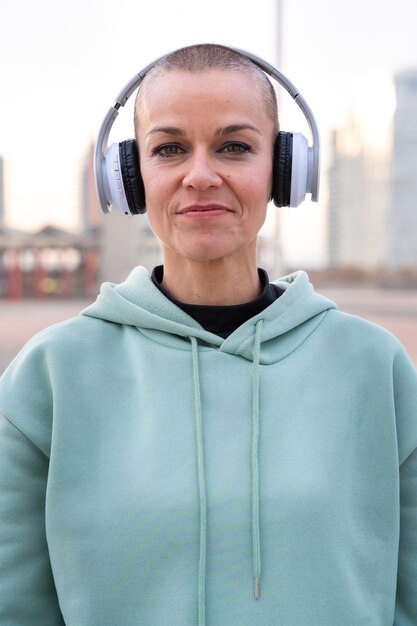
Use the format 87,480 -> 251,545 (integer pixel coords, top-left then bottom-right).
325,307 -> 405,349
11,313 -> 107,358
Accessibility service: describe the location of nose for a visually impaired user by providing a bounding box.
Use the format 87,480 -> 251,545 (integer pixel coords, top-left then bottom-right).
182,150 -> 223,191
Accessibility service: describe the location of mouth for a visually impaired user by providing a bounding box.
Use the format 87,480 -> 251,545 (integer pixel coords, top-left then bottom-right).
177,204 -> 234,217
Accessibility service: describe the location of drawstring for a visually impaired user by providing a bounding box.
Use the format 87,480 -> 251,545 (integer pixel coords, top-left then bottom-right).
190,319 -> 264,624
252,319 -> 263,600
191,337 -> 207,626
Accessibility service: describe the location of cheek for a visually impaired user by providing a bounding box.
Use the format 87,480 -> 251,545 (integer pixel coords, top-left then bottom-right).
144,206 -> 175,250
237,166 -> 272,204
141,168 -> 173,208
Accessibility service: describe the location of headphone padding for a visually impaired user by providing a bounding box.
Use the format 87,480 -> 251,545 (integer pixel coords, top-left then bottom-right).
120,139 -> 146,214
272,131 -> 293,208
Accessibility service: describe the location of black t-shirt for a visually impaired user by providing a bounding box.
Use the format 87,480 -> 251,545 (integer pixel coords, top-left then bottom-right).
151,266 -> 284,339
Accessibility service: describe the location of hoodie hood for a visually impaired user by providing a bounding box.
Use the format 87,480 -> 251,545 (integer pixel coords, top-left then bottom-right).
81,267 -> 337,364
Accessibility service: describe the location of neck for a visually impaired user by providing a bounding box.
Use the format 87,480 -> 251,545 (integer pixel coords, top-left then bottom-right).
161,251 -> 261,306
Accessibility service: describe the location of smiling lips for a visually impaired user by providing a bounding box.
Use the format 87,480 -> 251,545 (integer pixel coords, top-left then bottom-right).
178,204 -> 234,217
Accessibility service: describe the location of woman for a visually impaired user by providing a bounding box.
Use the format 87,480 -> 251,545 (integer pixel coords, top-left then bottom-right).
0,44 -> 417,626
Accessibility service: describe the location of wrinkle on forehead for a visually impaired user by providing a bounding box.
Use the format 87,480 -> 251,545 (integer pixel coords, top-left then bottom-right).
134,69 -> 279,140
145,124 -> 264,139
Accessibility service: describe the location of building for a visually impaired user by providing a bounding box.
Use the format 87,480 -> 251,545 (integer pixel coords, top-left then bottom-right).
327,69 -> 417,272
389,69 -> 417,268
0,156 -> 4,230
0,225 -> 99,299
327,120 -> 391,270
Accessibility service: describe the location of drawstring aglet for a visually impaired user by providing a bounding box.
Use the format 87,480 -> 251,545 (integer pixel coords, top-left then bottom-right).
254,576 -> 260,600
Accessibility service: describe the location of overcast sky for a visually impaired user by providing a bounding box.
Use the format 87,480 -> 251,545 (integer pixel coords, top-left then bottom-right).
1,0 -> 416,266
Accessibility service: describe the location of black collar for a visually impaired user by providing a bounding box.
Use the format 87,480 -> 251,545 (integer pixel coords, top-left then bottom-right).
151,266 -> 283,339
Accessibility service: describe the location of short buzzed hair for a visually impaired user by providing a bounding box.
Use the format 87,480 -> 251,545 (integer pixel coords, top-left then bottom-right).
134,43 -> 279,141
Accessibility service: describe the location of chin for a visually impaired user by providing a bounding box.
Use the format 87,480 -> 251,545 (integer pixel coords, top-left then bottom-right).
183,251 -> 234,264
186,244 -> 256,266
171,235 -> 235,260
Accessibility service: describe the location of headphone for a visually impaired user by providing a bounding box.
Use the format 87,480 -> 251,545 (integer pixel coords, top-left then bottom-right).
94,47 -> 320,215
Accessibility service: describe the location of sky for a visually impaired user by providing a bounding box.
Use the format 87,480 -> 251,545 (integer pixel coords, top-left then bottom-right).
1,0 -> 417,267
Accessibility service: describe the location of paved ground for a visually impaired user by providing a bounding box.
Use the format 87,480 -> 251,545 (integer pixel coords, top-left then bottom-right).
1,287 -> 417,374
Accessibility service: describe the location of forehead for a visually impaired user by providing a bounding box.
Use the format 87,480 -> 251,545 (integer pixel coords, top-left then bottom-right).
136,69 -> 272,130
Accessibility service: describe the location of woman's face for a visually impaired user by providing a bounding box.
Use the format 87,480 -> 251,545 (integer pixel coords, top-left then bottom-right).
136,69 -> 275,265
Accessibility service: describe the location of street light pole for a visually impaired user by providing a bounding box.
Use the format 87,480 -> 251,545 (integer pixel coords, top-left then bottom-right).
272,0 -> 284,276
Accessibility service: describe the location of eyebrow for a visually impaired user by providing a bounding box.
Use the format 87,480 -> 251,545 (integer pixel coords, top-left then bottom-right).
216,124 -> 262,136
146,124 -> 262,138
146,126 -> 183,138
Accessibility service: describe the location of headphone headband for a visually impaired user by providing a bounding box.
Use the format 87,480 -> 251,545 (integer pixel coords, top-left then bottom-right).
94,47 -> 320,215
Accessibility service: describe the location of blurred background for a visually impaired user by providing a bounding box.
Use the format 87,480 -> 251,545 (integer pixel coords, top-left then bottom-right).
1,0 -> 417,371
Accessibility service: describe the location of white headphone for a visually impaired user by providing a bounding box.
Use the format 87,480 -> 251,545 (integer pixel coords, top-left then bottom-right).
94,46 -> 320,215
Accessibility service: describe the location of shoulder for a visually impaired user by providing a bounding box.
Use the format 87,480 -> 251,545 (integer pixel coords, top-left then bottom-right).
324,307 -> 417,407
0,314 -> 113,443
322,308 -> 417,464
313,306 -> 414,381
10,311 -> 122,364
324,307 -> 405,354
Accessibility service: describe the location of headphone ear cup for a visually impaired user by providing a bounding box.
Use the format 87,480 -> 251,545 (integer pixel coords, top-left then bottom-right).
119,139 -> 146,214
272,131 -> 293,208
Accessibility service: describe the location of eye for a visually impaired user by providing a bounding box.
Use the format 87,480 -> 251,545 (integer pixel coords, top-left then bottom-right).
152,143 -> 184,157
219,142 -> 252,154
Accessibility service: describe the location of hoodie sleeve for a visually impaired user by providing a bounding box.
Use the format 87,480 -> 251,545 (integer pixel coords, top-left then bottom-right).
0,340 -> 65,624
393,345 -> 417,625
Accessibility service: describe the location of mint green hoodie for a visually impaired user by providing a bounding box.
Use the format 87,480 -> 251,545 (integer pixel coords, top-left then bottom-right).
1,268 -> 417,625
